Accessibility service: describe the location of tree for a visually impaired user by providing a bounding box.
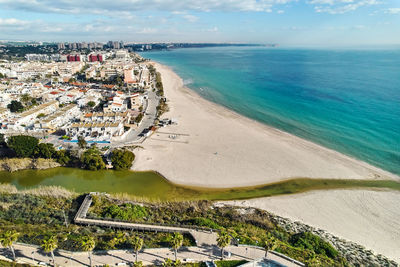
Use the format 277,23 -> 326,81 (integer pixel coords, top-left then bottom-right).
80,235 -> 95,267
131,236 -> 143,263
80,147 -> 106,171
20,93 -> 30,103
0,133 -> 6,148
54,149 -> 71,165
0,230 -> 19,262
7,100 -> 24,113
41,235 -> 58,266
111,149 -> 135,170
77,136 -> 87,149
217,231 -> 232,260
132,261 -> 143,267
170,233 -> 183,261
163,258 -> 181,267
87,101 -> 96,108
37,113 -> 46,119
7,135 -> 39,158
34,143 -> 56,159
263,237 -> 278,258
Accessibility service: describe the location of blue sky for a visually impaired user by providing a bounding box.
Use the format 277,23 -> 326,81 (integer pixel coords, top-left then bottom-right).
0,0 -> 399,46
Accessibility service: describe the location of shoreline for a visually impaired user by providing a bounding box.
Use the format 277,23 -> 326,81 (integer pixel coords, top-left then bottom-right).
131,61 -> 400,261
132,62 -> 399,188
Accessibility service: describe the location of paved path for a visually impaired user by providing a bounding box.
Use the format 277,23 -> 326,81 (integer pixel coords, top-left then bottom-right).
1,244 -> 303,267
112,89 -> 159,147
0,194 -> 303,266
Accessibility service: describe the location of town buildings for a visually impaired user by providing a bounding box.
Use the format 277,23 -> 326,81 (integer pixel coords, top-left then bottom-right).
0,50 -> 151,143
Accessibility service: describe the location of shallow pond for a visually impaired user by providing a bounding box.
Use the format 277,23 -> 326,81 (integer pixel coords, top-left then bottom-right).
0,167 -> 399,201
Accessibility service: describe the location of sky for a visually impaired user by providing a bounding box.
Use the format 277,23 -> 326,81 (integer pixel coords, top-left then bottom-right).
0,0 -> 399,46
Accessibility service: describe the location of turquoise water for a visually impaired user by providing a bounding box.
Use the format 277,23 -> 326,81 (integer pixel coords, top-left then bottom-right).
141,47 -> 400,175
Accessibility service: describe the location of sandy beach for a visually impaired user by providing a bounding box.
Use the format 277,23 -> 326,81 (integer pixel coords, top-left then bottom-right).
133,62 -> 399,188
131,63 -> 400,261
222,189 -> 400,262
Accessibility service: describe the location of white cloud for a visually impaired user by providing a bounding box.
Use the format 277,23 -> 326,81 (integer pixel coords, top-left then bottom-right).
183,14 -> 199,22
309,0 -> 382,14
136,27 -> 158,34
0,18 -> 29,26
0,0 -> 294,14
205,26 -> 219,32
385,8 -> 400,14
277,10 -> 285,14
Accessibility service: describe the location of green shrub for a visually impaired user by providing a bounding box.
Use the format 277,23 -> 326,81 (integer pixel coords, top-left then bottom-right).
7,135 -> 39,158
188,217 -> 221,229
111,149 -> 135,170
102,203 -> 147,221
289,232 -> 338,259
215,260 -> 247,267
80,147 -> 105,170
34,143 -> 56,159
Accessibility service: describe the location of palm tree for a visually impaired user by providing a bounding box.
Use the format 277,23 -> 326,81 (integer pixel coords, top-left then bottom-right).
264,237 -> 278,258
41,235 -> 58,266
0,230 -> 19,262
80,235 -> 95,267
170,232 -> 183,261
217,231 -> 232,260
131,236 -> 144,263
162,258 -> 174,267
133,261 -> 144,267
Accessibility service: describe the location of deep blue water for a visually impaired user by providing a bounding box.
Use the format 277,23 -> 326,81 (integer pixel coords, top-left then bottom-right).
141,47 -> 400,175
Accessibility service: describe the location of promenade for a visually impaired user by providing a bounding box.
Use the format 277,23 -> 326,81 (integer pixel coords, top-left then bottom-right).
1,243 -> 303,267
0,194 -> 304,266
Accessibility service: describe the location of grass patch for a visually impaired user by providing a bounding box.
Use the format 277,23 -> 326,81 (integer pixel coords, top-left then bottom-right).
214,260 -> 248,267
184,178 -> 400,201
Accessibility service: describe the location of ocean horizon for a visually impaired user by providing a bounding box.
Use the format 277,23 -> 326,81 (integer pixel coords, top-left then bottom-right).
141,47 -> 400,176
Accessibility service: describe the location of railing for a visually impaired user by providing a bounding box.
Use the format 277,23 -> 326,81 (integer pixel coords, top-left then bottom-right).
73,194 -> 215,236
74,195 -> 92,221
268,251 -> 305,267
83,215 -> 215,233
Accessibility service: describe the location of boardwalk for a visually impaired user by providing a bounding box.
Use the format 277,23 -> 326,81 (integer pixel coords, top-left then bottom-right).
74,194 -> 218,246
0,193 -> 306,266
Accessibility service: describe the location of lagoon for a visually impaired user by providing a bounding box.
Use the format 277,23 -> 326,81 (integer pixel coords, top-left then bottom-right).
1,168 -> 399,201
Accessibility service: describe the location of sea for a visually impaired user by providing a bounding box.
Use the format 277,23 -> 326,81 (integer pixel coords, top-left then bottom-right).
141,47 -> 400,176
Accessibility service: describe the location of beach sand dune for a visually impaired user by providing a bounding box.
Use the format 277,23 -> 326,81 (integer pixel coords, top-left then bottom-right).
132,63 -> 399,188
222,189 -> 400,262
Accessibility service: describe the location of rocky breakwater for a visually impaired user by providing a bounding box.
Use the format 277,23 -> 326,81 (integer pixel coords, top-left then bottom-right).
269,214 -> 398,266
0,158 -> 60,172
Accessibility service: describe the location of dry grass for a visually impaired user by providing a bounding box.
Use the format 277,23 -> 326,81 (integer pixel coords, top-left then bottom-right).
0,183 -> 76,199
0,183 -> 18,194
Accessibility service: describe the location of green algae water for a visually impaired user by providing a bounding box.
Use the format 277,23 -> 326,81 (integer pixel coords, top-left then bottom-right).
1,168 -> 399,201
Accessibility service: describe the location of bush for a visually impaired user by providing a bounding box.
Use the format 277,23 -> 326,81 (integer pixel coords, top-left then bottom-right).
289,232 -> 338,259
7,100 -> 24,113
111,149 -> 135,170
102,203 -> 147,221
54,150 -> 71,165
188,217 -> 221,229
215,260 -> 247,267
34,143 -> 56,159
80,147 -> 106,171
135,113 -> 143,124
7,135 -> 39,158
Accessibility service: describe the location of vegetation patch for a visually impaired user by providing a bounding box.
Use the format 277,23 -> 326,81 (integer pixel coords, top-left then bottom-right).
102,203 -> 148,221
214,260 -> 248,267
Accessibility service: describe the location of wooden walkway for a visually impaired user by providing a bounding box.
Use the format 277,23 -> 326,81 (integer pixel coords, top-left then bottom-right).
74,194 -> 216,245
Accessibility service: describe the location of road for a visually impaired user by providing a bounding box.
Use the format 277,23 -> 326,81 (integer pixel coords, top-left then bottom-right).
112,88 -> 159,147
1,244 -> 303,267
